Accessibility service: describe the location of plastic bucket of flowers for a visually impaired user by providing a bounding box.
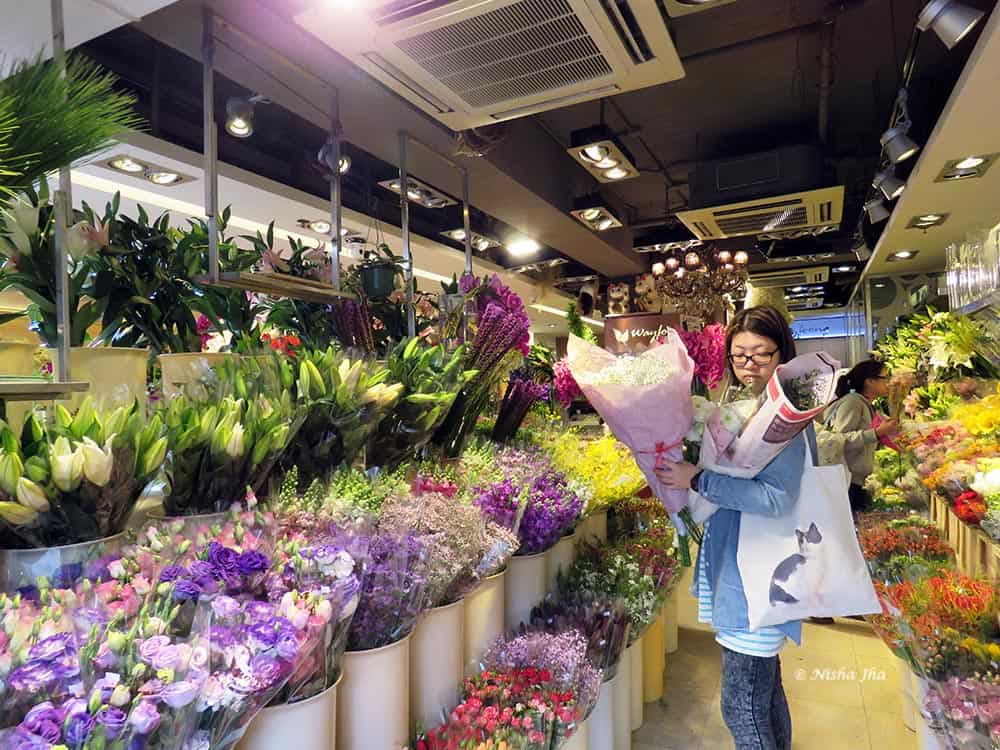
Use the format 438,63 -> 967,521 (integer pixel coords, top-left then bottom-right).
613,644 -> 632,749
589,674 -> 615,749
505,550 -> 548,631
338,633 -> 413,750
629,637 -> 644,730
0,531 -> 127,593
642,607 -> 666,703
463,568 -> 506,676
239,672 -> 341,750
410,597 -> 465,733
545,529 -> 577,593
579,510 -> 608,544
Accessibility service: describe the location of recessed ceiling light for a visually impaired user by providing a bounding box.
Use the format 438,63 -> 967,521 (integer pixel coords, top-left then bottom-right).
547,323 -> 557,328
379,177 -> 457,209
791,286 -> 807,292
919,214 -> 942,222
338,156 -> 351,174
568,125 -> 639,183
108,157 -> 145,173
452,229 -> 467,241
508,237 -> 540,257
475,238 -> 491,252
832,265 -> 854,273
440,228 -> 499,252
874,281 -> 887,288
889,250 -> 918,261
570,198 -> 623,232
145,170 -> 182,186
308,220 -> 332,234
955,156 -> 985,169
604,166 -> 631,180
596,217 -> 615,231
907,212 -> 949,229
580,208 -> 601,222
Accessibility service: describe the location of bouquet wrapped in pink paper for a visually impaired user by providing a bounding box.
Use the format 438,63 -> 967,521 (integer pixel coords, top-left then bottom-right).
687,351 -> 840,521
565,331 -> 694,515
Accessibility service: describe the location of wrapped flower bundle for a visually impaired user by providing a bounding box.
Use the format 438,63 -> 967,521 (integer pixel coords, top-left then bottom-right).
0,398 -> 168,549
529,593 -> 629,681
492,370 -> 550,444
368,338 -> 475,471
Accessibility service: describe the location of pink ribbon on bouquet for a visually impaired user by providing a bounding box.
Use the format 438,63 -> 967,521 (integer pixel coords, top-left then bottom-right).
638,439 -> 683,471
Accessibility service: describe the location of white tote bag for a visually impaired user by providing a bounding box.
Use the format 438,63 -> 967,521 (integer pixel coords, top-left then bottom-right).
736,441 -> 880,630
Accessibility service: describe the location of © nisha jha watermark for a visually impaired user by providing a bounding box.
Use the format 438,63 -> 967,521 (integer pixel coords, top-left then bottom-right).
794,666 -> 888,682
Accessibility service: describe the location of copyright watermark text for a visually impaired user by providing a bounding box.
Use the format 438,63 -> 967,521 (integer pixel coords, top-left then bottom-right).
793,667 -> 888,682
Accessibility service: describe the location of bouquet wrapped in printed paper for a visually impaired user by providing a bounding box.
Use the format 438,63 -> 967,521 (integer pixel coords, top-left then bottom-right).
565,331 -> 694,514
686,351 -> 840,522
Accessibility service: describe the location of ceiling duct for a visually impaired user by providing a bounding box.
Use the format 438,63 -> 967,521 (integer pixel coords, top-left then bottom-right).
675,146 -> 844,240
749,266 -> 830,289
292,0 -> 685,130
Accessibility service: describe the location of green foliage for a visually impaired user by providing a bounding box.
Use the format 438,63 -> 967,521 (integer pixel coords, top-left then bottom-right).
0,53 -> 143,195
567,302 -> 598,344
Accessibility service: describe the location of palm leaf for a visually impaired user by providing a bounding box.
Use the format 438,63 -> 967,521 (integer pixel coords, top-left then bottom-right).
0,52 -> 144,194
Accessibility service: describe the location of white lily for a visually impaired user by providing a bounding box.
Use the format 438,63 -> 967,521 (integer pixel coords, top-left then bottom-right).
80,436 -> 115,487
6,194 -> 39,236
224,423 -> 246,459
2,223 -> 32,257
51,436 -> 84,492
16,477 -> 49,512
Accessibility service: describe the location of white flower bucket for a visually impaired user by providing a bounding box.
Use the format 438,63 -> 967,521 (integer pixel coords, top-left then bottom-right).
158,352 -> 234,399
664,589 -> 679,654
613,653 -> 631,750
895,656 -> 915,731
239,673 -> 340,750
53,347 -> 149,411
588,677 -> 615,750
505,551 -> 547,631
912,675 -> 944,750
545,532 -> 576,593
562,719 -> 588,750
464,570 -> 505,676
411,598 -> 464,735
582,510 -> 608,543
338,633 -> 411,750
629,639 -> 643,731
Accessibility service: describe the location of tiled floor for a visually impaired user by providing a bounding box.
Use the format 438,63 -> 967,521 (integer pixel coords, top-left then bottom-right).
633,620 -> 918,749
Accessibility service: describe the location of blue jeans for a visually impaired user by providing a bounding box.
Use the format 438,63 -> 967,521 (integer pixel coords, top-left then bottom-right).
720,647 -> 792,750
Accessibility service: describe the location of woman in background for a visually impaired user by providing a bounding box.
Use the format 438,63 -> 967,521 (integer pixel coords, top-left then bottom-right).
821,359 -> 899,514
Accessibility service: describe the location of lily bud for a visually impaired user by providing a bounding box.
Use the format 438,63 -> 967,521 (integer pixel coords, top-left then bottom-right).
0,501 -> 37,525
141,436 -> 168,478
80,437 -> 114,488
70,397 -> 96,439
51,438 -> 84,492
0,453 -> 23,496
224,423 -> 246,459
16,478 -> 49,512
24,455 -> 48,485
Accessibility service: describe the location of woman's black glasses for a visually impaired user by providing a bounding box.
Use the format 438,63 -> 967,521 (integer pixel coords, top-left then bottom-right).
728,351 -> 778,367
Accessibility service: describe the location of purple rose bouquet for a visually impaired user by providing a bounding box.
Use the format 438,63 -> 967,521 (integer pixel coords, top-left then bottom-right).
346,530 -> 431,652
529,593 -> 630,681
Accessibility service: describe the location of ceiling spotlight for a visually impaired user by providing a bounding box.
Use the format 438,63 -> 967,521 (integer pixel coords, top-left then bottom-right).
452,229 -> 467,241
873,170 -> 906,200
917,0 -> 984,49
955,156 -> 985,169
568,125 -> 639,183
580,208 -> 601,222
889,249 -> 918,261
665,257 -> 680,270
508,237 -> 541,257
570,196 -> 623,232
881,124 -> 920,164
733,250 -> 749,265
864,197 -> 891,224
596,217 -> 615,231
907,212 -> 949,229
651,261 -> 666,276
475,238 -> 491,252
340,227 -> 349,237
440,228 -> 499,252
874,281 -> 887,288
338,156 -> 351,174
547,323 -> 557,328
308,220 -> 332,234
145,170 -> 182,186
225,94 -> 267,138
379,177 -> 457,209
832,265 -> 855,273
108,156 -> 145,173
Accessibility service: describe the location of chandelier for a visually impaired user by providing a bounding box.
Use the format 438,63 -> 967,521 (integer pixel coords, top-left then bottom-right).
653,248 -> 749,321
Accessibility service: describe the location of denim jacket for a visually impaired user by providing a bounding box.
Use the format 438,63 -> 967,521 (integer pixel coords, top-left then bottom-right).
691,427 -> 816,645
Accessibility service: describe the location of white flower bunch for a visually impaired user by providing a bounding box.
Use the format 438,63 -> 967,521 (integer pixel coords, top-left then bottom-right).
971,468 -> 1000,498
578,354 -> 679,387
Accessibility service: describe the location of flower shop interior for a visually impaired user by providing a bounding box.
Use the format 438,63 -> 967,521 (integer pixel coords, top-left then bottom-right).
2,0 -> 1000,749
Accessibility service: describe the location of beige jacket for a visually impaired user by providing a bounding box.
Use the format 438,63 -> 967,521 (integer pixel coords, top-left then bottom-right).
822,392 -> 878,486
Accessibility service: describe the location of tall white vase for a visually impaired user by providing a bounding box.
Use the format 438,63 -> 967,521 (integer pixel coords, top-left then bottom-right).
895,656 -> 915,731
411,599 -> 464,735
613,653 -> 631,750
239,674 -> 340,750
629,639 -> 643,731
562,719 -> 589,750
588,677 -> 615,750
505,552 -> 547,631
464,570 -> 505,676
545,532 -> 576,592
338,634 -> 411,750
664,589 -> 679,654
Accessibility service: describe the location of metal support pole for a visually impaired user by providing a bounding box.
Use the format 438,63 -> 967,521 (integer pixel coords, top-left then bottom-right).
51,0 -> 71,381
330,93 -> 342,291
461,169 -> 472,275
203,8 -> 219,282
399,133 -> 416,338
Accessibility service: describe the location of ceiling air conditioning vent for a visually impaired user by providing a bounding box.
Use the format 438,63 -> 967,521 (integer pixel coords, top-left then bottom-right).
293,0 -> 684,130
749,266 -> 830,290
675,187 -> 845,240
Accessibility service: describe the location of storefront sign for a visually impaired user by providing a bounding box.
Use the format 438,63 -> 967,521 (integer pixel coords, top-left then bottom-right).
603,312 -> 681,353
791,315 -> 848,340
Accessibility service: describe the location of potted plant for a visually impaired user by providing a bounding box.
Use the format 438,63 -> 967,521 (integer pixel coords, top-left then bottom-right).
355,242 -> 403,300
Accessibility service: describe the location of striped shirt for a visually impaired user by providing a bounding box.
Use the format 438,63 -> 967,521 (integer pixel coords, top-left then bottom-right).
696,519 -> 788,658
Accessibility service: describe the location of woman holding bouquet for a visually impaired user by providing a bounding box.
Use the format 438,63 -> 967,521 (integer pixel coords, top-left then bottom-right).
821,359 -> 899,514
655,305 -> 811,750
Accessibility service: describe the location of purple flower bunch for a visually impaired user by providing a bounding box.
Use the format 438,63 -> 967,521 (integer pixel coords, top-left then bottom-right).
529,593 -> 630,680
475,465 -> 583,556
2,633 -> 81,724
346,531 -> 431,651
925,676 -> 1000,747
482,629 -> 602,715
159,542 -> 270,602
493,372 -> 550,443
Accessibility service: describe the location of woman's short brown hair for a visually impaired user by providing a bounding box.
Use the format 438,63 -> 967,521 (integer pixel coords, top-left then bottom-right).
725,305 -> 797,380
